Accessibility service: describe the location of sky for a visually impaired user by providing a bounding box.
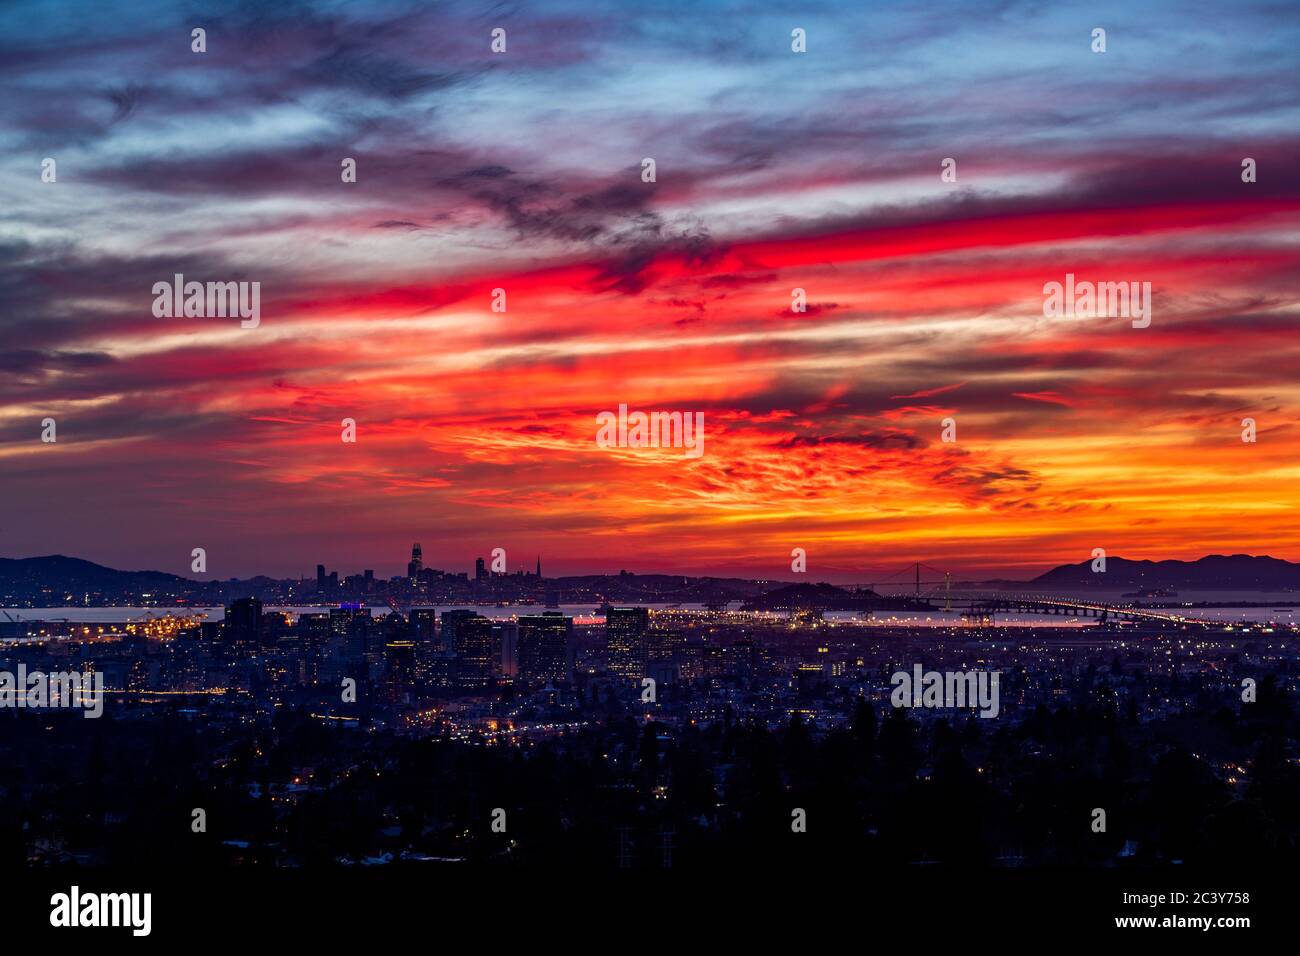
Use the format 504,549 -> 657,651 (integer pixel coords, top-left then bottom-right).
1,0 -> 1298,583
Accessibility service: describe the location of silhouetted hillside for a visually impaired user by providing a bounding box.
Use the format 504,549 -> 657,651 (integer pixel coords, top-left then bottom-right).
0,555 -> 187,594
1032,554 -> 1300,590
742,582 -> 880,611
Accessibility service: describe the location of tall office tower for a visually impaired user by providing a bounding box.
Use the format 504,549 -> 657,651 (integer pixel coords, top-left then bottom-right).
328,605 -> 367,655
535,556 -> 541,578
407,608 -> 436,685
439,609 -> 478,655
410,608 -> 438,645
200,620 -> 224,647
407,543 -> 423,580
605,606 -> 650,679
384,640 -> 416,688
316,564 -> 326,593
455,615 -> 496,689
225,597 -> 263,650
380,610 -> 409,643
494,620 -> 519,678
517,612 -> 572,686
474,557 -> 486,581
261,610 -> 292,648
298,612 -> 330,649
647,625 -> 685,664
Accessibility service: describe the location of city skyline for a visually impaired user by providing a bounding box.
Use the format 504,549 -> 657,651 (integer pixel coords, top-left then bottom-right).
1,0 -> 1293,930
10,546 -> 1300,591
4,1 -> 1299,578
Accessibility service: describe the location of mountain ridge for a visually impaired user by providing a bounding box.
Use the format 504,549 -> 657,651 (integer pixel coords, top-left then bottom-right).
2,553 -> 1298,599
1028,554 -> 1300,590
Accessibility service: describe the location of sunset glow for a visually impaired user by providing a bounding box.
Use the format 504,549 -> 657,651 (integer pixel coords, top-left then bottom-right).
2,0 -> 1298,579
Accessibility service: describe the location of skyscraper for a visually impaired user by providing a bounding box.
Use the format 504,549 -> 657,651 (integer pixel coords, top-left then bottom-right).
384,639 -> 416,697
454,615 -> 496,689
225,597 -> 263,651
329,606 -> 368,659
407,543 -> 423,580
517,612 -> 571,686
606,607 -> 650,679
496,620 -> 519,678
410,608 -> 437,645
408,608 -> 439,685
440,609 -> 478,655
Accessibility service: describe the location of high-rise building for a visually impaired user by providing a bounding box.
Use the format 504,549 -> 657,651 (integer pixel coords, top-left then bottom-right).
314,565 -> 339,599
410,608 -> 438,644
225,597 -> 263,650
329,606 -> 368,659
439,609 -> 477,655
384,639 -> 417,697
606,606 -> 650,679
299,612 -> 329,648
517,612 -> 571,686
409,609 -> 441,685
455,615 -> 496,689
495,621 -> 519,678
407,543 -> 423,580
474,557 -> 486,581
297,613 -> 330,686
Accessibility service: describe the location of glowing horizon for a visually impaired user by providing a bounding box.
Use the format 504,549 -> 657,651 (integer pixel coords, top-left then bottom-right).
2,0 -> 1298,581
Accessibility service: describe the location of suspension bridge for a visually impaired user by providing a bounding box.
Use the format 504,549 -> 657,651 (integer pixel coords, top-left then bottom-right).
854,562 -> 1216,626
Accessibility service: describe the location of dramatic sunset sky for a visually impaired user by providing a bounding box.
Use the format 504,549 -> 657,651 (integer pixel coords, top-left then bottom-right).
1,0 -> 1298,581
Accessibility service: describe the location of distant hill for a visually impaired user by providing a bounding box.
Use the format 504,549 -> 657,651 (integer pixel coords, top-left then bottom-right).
742,582 -> 880,611
1031,554 -> 1300,590
8,552 -> 1299,604
0,555 -> 188,595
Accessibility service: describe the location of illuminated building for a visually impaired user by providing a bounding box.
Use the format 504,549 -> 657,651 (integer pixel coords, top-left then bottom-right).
454,615 -> 495,688
299,612 -> 329,649
384,639 -> 417,701
410,608 -> 437,644
606,606 -> 650,679
439,609 -> 478,655
496,620 -> 519,678
518,612 -> 571,685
